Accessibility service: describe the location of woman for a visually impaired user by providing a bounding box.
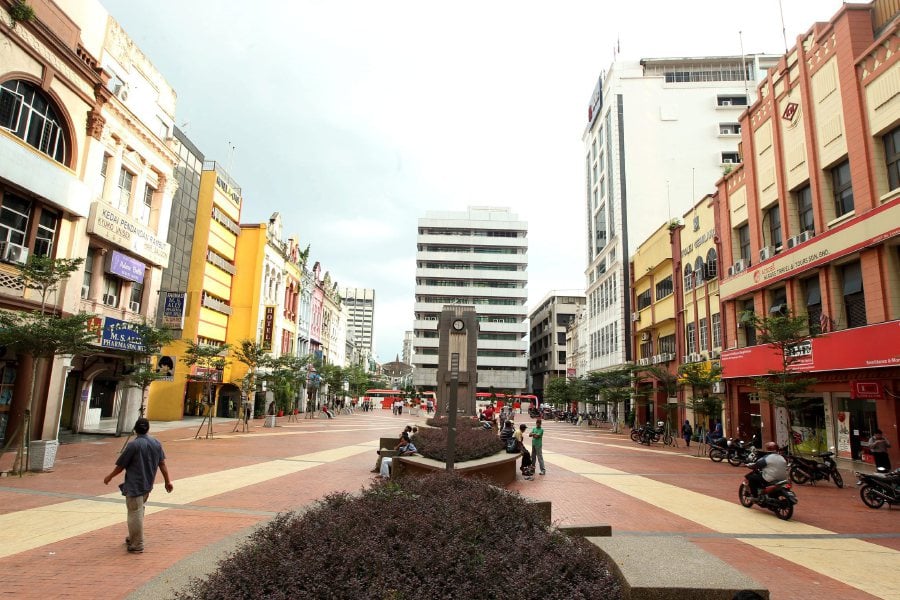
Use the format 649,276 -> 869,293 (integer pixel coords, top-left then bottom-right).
681,420 -> 693,448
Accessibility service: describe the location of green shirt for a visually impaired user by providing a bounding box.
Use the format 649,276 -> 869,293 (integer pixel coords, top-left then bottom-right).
531,426 -> 544,449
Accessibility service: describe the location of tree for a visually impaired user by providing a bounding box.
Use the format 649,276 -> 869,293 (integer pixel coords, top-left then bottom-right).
267,354 -> 311,414
16,255 -> 83,314
182,341 -> 231,439
636,364 -> 680,430
586,366 -> 635,433
677,361 -> 723,436
231,339 -> 271,419
119,322 -> 175,434
743,310 -> 819,452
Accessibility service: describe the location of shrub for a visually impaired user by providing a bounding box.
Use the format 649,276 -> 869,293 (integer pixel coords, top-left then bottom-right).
413,425 -> 504,462
425,415 -> 483,429
176,473 -> 621,600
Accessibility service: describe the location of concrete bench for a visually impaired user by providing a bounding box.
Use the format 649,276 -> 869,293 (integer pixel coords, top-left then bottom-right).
588,535 -> 768,600
395,452 -> 521,485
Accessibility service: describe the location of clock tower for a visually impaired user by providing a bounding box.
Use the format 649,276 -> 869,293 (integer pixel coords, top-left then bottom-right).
436,306 -> 478,416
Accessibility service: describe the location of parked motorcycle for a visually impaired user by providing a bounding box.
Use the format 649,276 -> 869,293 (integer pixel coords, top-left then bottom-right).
727,436 -> 760,467
789,450 -> 843,488
708,437 -> 730,462
855,468 -> 900,509
738,464 -> 798,520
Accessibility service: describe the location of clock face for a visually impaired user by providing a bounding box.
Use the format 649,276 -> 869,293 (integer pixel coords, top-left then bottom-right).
452,319 -> 465,331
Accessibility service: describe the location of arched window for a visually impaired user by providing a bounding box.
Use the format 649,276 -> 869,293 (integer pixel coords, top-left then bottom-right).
0,80 -> 69,164
694,257 -> 706,286
683,264 -> 693,291
705,248 -> 718,279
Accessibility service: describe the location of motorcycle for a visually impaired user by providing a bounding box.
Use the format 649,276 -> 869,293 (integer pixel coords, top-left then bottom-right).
855,468 -> 900,509
789,450 -> 843,488
727,436 -> 761,467
738,464 -> 798,520
708,437 -> 730,462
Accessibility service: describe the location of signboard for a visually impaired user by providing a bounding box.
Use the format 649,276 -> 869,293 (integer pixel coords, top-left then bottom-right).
106,250 -> 145,283
262,305 -> 275,350
161,292 -> 186,329
587,75 -> 603,127
86,201 -> 171,267
836,411 -> 852,459
101,317 -> 146,352
721,320 -> 900,378
850,381 -> 882,399
154,355 -> 175,381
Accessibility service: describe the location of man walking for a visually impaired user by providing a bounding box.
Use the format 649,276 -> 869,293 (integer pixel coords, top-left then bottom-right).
103,418 -> 173,553
530,418 -> 546,475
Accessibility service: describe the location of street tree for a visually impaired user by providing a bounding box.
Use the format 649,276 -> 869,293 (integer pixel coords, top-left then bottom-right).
586,366 -> 635,433
677,361 -> 723,436
182,341 -> 231,439
231,339 -> 271,417
16,255 -> 83,314
119,322 -> 175,432
743,309 -> 819,451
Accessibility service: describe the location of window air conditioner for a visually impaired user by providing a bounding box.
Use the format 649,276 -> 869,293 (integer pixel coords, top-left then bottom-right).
787,235 -> 800,249
2,243 -> 29,265
721,99 -> 732,106
81,285 -> 90,299
663,353 -> 676,362
732,259 -> 747,273
798,230 -> 814,244
712,381 -> 725,394
102,294 -> 118,307
651,354 -> 661,364
687,352 -> 703,363
759,246 -> 774,262
727,266 -> 735,277
129,301 -> 141,313
637,357 -> 651,366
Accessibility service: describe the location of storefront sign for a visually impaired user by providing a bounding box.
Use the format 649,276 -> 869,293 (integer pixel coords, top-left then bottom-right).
721,320 -> 900,378
86,201 -> 171,267
100,317 -> 146,352
161,292 -> 186,329
836,411 -> 852,459
262,305 -> 275,350
850,381 -> 883,399
106,250 -> 145,283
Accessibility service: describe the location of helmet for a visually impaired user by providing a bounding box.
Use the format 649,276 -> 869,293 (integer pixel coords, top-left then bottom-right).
764,442 -> 778,452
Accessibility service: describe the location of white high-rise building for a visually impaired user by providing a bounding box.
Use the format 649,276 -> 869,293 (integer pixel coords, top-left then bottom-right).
413,207 -> 528,392
339,287 -> 376,359
582,54 -> 778,373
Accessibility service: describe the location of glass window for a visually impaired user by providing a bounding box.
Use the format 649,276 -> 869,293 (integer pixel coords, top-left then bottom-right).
102,277 -> 120,307
140,184 -> 154,225
130,281 -> 143,311
711,313 -> 721,348
831,160 -> 854,218
683,264 -> 693,292
82,247 -> 95,294
686,322 -> 697,354
738,224 -> 750,262
705,248 -> 718,279
804,276 -> 823,334
0,193 -> 30,247
636,289 -> 651,310
767,204 -> 782,249
884,126 -> 900,191
699,317 -> 709,351
742,299 -> 757,346
841,261 -> 866,328
796,185 -> 814,233
0,80 -> 68,164
694,257 -> 705,286
34,210 -> 58,257
117,168 -> 134,213
655,276 -> 673,300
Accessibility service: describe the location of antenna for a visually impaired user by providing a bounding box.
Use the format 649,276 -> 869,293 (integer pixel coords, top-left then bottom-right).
739,30 -> 750,100
778,0 -> 788,54
226,141 -> 236,175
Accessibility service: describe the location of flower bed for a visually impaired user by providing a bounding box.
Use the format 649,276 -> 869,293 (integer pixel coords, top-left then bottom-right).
413,424 -> 504,462
176,473 -> 622,600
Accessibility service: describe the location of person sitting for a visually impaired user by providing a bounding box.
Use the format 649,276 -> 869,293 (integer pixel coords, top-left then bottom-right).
380,440 -> 417,478
372,427 -> 411,474
499,420 -> 514,448
745,441 -> 788,499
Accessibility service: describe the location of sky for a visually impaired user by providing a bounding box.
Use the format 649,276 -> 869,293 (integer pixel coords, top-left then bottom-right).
98,0 -> 849,362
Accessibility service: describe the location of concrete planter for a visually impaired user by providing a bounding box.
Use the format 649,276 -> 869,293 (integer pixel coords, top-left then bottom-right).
29,439 -> 59,472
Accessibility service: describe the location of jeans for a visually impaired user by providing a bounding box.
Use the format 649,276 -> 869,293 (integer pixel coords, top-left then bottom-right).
533,446 -> 545,473
126,493 -> 150,550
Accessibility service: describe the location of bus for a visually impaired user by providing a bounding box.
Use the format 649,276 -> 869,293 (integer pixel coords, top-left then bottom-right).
363,389 -> 404,410
475,392 -> 538,413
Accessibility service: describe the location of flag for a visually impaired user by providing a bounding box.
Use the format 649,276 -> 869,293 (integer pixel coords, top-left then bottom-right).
819,313 -> 829,333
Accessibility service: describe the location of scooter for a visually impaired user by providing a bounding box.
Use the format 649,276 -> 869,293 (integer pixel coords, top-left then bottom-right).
855,468 -> 900,509
738,464 -> 798,520
789,449 -> 843,488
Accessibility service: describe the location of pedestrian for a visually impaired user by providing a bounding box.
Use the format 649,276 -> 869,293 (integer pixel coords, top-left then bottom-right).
529,418 -> 545,475
681,420 -> 693,447
867,429 -> 892,472
103,418 -> 173,554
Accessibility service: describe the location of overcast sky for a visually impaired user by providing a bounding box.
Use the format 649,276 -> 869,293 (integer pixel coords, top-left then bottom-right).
99,0 -> 849,362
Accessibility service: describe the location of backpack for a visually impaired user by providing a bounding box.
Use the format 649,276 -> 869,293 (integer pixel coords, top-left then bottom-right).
506,437 -> 519,454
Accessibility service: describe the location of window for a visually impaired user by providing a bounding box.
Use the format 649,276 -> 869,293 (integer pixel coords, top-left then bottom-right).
705,248 -> 718,279
140,184 -> 154,225
117,168 -> 134,213
636,289 -> 651,310
803,276 -> 822,334
767,204 -> 782,249
34,210 -> 59,257
795,185 -> 814,233
831,160 -> 854,218
102,276 -> 120,307
655,276 -> 673,300
0,193 -> 30,248
99,154 -> 110,196
130,281 -> 143,311
717,95 -> 748,106
686,322 -> 697,354
841,261 -> 866,328
721,151 -> 741,164
881,126 -> 900,191
683,264 -> 693,292
658,334 -> 675,355
738,224 -> 750,262
719,123 -> 741,135
640,339 -> 653,359
769,288 -> 787,315
82,247 -> 94,296
711,313 -> 721,348
0,80 -> 68,164
694,257 -> 706,286
699,317 -> 709,351
742,299 -> 757,346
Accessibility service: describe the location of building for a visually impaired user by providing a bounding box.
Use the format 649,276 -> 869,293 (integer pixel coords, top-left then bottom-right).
582,54 -> 779,374
528,291 -> 584,400
413,207 -> 528,393
715,1 -> 899,469
148,161 -> 243,420
401,330 -> 413,366
340,286 -> 375,363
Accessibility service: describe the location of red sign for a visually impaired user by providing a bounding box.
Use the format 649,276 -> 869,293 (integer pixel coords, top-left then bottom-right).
850,381 -> 882,399
721,320 -> 900,378
782,102 -> 798,121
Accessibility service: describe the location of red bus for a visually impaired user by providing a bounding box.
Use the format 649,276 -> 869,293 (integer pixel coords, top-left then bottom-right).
363,389 -> 404,410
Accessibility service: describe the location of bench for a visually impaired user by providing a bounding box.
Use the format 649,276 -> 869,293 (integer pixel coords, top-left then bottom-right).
588,535 -> 768,599
395,452 -> 521,485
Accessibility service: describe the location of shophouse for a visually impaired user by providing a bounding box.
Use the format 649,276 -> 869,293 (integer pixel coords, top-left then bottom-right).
716,1 -> 899,469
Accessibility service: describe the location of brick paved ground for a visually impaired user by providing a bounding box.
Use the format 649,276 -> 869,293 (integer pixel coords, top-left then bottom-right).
0,411 -> 896,599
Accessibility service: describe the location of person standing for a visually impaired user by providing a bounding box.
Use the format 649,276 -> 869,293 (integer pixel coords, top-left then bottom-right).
103,418 -> 173,554
681,420 -> 693,448
530,418 -> 545,475
868,429 -> 892,472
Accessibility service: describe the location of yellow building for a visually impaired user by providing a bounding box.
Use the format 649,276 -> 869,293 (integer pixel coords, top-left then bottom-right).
147,162 -> 242,420
630,222 -> 676,424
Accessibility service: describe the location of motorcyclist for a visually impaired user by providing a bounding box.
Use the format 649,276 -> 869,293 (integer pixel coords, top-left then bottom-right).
746,441 -> 788,499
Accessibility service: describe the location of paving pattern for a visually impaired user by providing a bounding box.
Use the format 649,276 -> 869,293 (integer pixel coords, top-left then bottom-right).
0,412 -> 897,599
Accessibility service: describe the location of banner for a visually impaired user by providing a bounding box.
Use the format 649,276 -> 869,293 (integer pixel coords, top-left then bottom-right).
161,292 -> 186,329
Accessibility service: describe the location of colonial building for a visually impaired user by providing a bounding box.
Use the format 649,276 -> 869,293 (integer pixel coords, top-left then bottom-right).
716,1 -> 899,469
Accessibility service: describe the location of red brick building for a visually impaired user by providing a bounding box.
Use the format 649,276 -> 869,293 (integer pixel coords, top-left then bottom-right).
715,2 -> 899,469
